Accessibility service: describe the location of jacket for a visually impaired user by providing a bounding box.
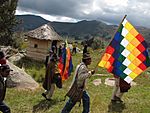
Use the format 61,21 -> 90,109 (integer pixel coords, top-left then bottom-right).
75,62 -> 92,89
0,75 -> 6,102
43,55 -> 60,90
65,62 -> 92,102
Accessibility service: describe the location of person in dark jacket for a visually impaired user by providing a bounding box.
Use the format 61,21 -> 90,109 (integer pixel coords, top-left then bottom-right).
72,42 -> 77,54
44,50 -> 53,68
0,64 -> 12,113
83,44 -> 88,55
42,48 -> 62,100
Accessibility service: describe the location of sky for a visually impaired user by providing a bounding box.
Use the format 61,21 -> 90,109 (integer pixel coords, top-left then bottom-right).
16,0 -> 150,28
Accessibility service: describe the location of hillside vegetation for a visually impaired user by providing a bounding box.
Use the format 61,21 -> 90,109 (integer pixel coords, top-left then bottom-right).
16,15 -> 150,46
6,49 -> 150,113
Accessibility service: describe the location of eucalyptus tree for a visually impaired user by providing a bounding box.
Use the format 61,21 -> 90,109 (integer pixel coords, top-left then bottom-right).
0,0 -> 18,46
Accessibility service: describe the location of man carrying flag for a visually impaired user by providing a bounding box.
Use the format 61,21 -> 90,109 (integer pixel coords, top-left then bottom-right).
61,52 -> 95,113
98,15 -> 150,103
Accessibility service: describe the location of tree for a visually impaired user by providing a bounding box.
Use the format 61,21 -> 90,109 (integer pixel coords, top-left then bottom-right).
0,0 -> 18,46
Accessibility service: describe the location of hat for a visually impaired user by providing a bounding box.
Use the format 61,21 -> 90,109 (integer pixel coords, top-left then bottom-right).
0,64 -> 13,71
82,52 -> 91,60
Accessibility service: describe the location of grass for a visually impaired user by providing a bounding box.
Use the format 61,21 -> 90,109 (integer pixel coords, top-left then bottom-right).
5,49 -> 150,113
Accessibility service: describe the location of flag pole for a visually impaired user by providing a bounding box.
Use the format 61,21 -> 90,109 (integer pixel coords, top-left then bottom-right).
93,15 -> 127,72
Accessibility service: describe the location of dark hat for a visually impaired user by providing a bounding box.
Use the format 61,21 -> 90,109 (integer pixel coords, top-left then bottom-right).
0,64 -> 13,71
82,52 -> 91,60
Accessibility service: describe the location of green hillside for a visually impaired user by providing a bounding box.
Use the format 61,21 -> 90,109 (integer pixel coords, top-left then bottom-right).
16,15 -> 150,47
6,49 -> 150,113
50,20 -> 115,38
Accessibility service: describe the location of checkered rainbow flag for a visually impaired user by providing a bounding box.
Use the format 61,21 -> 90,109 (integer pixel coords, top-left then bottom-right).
98,15 -> 150,83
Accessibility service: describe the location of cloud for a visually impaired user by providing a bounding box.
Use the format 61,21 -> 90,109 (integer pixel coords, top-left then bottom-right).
17,0 -> 150,28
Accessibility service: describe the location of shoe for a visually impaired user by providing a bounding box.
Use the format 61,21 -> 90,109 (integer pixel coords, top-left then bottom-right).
111,99 -> 116,103
114,96 -> 123,103
42,93 -> 47,99
46,98 -> 52,101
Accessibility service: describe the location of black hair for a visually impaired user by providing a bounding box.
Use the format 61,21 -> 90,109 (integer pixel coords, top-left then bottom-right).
82,58 -> 89,63
0,64 -> 11,72
82,59 -> 86,63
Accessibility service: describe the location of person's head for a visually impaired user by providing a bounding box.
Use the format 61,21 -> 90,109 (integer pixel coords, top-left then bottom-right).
82,52 -> 91,65
0,64 -> 12,77
84,44 -> 87,48
52,46 -> 57,53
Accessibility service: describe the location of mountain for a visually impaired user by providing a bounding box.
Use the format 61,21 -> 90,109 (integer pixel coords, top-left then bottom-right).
49,20 -> 117,39
16,15 -> 116,38
16,15 -> 49,31
16,15 -> 150,45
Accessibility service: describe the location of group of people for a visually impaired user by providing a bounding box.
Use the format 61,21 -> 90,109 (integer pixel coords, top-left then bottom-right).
41,44 -> 131,113
0,43 -> 131,113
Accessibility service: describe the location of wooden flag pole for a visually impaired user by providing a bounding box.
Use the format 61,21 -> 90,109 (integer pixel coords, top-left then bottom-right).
93,15 -> 127,72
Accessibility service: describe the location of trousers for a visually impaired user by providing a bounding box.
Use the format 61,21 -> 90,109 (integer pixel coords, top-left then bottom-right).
111,77 -> 123,100
0,101 -> 11,113
61,90 -> 90,113
44,84 -> 55,99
